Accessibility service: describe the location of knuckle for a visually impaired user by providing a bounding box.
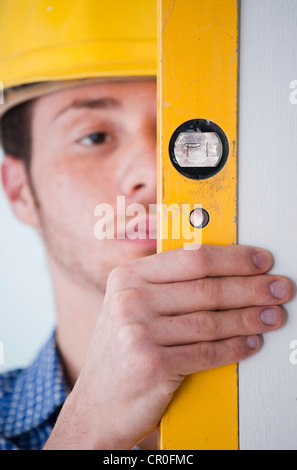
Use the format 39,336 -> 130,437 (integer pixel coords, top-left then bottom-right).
107,265 -> 137,290
199,342 -> 217,366
246,276 -> 259,299
233,246 -> 249,269
196,312 -> 219,336
228,338 -> 242,357
107,266 -> 127,290
241,307 -> 262,331
110,288 -> 144,322
247,275 -> 268,300
178,244 -> 210,277
194,277 -> 221,305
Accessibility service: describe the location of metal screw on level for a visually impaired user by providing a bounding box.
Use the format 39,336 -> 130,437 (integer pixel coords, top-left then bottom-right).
189,208 -> 210,229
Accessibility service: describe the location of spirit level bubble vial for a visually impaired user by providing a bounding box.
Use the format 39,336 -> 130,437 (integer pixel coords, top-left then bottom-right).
157,0 -> 239,449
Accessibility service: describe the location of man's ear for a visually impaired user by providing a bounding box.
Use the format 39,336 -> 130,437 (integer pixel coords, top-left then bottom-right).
1,156 -> 40,228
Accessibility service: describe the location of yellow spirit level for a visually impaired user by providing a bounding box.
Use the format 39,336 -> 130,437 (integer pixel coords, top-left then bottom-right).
157,0 -> 239,450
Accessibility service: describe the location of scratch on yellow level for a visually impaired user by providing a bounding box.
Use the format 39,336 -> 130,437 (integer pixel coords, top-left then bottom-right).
162,0 -> 176,33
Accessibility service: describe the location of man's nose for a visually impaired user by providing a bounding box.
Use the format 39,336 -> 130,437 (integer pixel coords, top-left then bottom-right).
118,131 -> 157,201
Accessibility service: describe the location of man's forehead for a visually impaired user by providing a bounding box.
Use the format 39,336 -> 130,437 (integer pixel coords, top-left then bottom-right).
38,78 -> 155,104
34,78 -> 156,121
51,97 -> 122,124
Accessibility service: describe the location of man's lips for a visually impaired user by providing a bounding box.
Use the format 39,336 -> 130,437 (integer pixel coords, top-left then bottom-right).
118,215 -> 158,241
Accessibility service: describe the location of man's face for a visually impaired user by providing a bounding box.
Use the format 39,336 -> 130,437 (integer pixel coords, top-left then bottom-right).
30,79 -> 157,291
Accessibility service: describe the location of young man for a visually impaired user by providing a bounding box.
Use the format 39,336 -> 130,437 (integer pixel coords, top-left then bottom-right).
0,1 -> 293,450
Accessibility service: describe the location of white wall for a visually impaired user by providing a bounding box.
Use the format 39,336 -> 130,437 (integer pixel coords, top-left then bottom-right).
0,149 -> 55,372
239,0 -> 297,450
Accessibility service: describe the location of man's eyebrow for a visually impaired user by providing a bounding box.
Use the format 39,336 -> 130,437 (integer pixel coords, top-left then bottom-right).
52,97 -> 121,122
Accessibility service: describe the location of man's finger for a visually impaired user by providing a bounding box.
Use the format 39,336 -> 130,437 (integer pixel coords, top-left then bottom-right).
165,335 -> 263,376
147,274 -> 293,315
132,244 -> 273,284
153,306 -> 285,346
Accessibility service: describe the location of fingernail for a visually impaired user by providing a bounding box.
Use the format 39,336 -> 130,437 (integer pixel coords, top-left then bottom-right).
254,251 -> 270,269
260,307 -> 280,326
270,280 -> 290,299
246,336 -> 260,349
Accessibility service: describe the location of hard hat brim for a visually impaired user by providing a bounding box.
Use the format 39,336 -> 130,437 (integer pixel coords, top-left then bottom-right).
0,76 -> 156,120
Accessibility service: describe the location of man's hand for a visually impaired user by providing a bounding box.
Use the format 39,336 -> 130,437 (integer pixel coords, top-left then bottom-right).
45,245 -> 293,450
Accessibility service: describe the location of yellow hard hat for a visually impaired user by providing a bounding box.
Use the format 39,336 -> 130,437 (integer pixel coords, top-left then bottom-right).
0,0 -> 157,116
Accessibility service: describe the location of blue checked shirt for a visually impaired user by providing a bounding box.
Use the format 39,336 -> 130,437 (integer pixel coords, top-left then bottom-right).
0,332 -> 69,450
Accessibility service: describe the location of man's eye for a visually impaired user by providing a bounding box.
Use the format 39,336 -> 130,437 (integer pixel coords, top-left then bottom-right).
79,132 -> 111,147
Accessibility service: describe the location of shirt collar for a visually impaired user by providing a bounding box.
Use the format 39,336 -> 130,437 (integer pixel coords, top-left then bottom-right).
2,331 -> 69,437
